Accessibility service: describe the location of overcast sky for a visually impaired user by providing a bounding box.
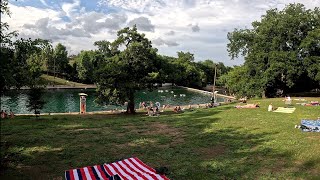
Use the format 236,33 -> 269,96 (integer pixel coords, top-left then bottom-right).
3,0 -> 320,66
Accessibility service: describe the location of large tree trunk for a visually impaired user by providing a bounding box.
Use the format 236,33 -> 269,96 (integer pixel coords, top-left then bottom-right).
127,91 -> 136,114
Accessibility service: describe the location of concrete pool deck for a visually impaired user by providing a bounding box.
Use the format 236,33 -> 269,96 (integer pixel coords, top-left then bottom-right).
176,86 -> 236,100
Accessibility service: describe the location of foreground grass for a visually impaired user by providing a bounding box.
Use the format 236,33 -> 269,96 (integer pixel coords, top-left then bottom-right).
1,98 -> 320,179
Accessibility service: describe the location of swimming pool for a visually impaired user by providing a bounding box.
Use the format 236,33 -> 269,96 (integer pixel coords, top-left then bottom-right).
1,87 -> 225,114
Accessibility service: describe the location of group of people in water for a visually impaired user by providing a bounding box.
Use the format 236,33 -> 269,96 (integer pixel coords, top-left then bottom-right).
1,109 -> 14,119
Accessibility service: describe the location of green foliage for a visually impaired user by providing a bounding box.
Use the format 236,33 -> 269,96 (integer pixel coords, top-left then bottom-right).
76,51 -> 96,83
0,47 -> 15,94
0,0 -> 18,46
226,3 -> 320,97
26,87 -> 46,116
300,28 -> 320,82
27,53 -> 44,85
0,36 -> 56,95
220,66 -> 262,98
53,43 -> 69,74
95,26 -> 158,113
159,52 -> 207,87
198,60 -> 232,86
94,40 -> 119,58
41,43 -> 54,73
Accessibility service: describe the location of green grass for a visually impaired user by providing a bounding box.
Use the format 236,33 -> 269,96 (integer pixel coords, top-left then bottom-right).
1,98 -> 320,179
40,74 -> 87,86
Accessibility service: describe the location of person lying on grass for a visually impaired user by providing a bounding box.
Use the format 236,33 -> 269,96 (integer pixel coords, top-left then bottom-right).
235,103 -> 260,108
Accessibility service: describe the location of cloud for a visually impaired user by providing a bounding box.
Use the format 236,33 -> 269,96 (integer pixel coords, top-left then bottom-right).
23,17 -> 91,40
152,37 -> 179,47
61,0 -> 80,17
127,17 -> 155,32
6,0 -> 320,66
40,0 -> 49,7
98,0 -> 166,13
189,24 -> 200,32
104,13 -> 128,32
165,30 -> 175,36
73,12 -> 127,34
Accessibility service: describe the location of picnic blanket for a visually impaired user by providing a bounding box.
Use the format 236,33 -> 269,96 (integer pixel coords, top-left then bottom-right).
65,157 -> 170,180
300,120 -> 320,132
273,107 -> 296,113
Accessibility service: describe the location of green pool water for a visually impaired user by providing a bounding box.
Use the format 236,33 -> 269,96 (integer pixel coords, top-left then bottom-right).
1,87 -> 224,114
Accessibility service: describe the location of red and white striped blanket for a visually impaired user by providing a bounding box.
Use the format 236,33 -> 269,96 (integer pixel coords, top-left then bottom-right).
65,157 -> 170,180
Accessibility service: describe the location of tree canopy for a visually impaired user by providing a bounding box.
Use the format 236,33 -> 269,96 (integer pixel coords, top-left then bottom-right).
95,26 -> 159,113
225,3 -> 320,97
1,1 -> 55,94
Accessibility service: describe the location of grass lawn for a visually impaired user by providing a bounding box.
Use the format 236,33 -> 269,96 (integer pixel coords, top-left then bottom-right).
1,98 -> 320,179
40,74 -> 87,86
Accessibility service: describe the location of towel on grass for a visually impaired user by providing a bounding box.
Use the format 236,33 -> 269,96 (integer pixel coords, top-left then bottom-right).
300,120 -> 320,132
65,157 -> 169,180
273,107 -> 296,113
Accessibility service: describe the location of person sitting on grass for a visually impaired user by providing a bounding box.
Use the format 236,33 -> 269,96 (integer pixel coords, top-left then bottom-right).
173,106 -> 182,113
154,106 -> 160,116
268,103 -> 273,112
10,109 -> 15,118
1,110 -> 7,119
173,106 -> 178,113
284,96 -> 292,107
146,107 -> 154,116
2,110 -> 8,119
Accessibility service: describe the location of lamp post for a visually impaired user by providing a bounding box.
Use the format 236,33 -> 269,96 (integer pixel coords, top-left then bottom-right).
53,57 -> 56,79
212,64 -> 217,103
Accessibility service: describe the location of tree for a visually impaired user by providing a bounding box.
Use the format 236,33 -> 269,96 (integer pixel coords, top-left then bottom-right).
26,87 -> 46,117
1,0 -> 18,95
156,55 -> 176,84
27,53 -> 44,86
95,26 -> 158,114
168,51 -> 206,87
1,1 -> 55,96
220,66 -> 260,98
197,60 -> 232,86
94,40 -> 119,58
76,50 -> 102,83
0,0 -> 18,46
11,38 -> 51,88
227,3 -> 320,97
0,47 -> 15,95
53,43 -> 69,75
40,42 -> 54,73
0,2 -> 52,95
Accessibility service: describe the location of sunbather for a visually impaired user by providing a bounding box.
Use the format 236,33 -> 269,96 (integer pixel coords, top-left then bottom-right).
235,103 -> 259,108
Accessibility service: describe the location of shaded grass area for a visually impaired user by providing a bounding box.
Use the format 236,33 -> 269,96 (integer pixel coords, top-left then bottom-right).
1,98 -> 320,179
40,74 -> 87,86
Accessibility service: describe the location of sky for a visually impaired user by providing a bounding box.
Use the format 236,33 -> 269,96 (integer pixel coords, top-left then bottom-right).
3,0 -> 320,66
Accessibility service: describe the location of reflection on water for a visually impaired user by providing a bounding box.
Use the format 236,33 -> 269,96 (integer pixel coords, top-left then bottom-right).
1,88 -> 224,114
